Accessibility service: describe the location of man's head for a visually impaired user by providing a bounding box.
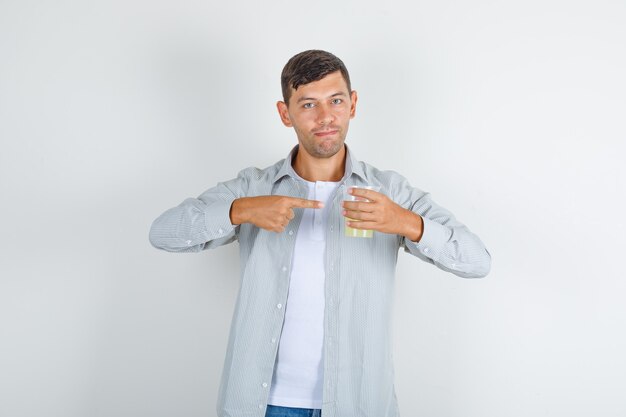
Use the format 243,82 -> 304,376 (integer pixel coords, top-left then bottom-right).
277,50 -> 357,160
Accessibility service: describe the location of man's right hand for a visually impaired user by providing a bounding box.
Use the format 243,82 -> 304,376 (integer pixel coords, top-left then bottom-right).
229,196 -> 324,233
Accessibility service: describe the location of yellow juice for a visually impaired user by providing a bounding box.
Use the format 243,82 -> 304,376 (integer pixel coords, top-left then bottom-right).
344,218 -> 373,238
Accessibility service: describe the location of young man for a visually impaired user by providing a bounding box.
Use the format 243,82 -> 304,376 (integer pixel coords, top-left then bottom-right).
149,50 -> 491,417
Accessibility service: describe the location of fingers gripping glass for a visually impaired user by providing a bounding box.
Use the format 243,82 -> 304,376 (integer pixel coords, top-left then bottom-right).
343,185 -> 381,238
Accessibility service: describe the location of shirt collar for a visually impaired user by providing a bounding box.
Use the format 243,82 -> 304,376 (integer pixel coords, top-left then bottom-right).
272,144 -> 366,184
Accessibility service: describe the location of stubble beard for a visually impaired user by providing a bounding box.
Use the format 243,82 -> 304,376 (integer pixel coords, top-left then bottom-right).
299,130 -> 346,159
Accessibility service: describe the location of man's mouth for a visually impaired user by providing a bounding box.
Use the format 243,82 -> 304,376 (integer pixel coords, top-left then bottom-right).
314,130 -> 338,137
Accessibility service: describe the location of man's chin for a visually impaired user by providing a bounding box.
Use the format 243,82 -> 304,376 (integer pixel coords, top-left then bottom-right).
314,141 -> 344,158
297,135 -> 345,159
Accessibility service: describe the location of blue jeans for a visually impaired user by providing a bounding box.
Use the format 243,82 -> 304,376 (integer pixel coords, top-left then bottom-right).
264,405 -> 322,417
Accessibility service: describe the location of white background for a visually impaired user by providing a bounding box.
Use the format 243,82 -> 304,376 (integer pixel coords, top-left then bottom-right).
1,1 -> 625,416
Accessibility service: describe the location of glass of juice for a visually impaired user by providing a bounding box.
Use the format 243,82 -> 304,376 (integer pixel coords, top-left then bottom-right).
344,185 -> 381,238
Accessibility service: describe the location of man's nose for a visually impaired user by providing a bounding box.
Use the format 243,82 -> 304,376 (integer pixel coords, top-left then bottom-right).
316,105 -> 334,125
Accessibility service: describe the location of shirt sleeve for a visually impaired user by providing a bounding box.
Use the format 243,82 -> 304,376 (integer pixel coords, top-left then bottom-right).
392,174 -> 492,278
148,169 -> 252,253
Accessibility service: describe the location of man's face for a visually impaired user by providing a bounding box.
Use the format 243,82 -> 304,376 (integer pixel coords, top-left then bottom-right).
277,71 -> 357,159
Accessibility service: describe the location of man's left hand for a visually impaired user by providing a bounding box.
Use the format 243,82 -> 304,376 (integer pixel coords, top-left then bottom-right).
342,187 -> 424,242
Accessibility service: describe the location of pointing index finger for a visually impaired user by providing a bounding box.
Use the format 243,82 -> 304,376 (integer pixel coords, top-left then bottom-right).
289,197 -> 324,209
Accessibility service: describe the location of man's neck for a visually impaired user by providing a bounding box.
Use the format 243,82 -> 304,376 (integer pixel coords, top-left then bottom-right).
292,145 -> 346,182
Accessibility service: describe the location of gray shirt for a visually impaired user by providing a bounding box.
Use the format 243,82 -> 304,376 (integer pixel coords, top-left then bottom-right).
149,145 -> 491,417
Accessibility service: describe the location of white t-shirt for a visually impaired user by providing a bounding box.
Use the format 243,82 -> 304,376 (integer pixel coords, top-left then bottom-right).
267,179 -> 340,409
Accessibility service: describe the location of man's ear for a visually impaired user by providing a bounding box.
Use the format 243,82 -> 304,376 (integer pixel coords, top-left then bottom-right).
349,90 -> 358,119
276,101 -> 293,127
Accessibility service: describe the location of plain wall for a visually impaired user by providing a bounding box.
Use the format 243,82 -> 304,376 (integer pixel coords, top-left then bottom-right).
1,0 -> 625,416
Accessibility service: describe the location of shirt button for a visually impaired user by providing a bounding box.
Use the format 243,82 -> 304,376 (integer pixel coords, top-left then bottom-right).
424,247 -> 430,253
262,382 -> 268,388
218,228 -> 224,235
271,337 -> 276,343
282,266 -> 287,272
258,404 -> 264,409
186,240 -> 192,245
277,303 -> 282,309
288,230 -> 294,236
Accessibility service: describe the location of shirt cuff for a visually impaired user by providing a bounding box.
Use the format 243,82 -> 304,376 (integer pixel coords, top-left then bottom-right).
200,198 -> 237,242
404,216 -> 451,262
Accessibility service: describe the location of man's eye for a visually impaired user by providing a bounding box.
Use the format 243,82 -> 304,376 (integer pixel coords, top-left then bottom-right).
332,98 -> 343,104
303,103 -> 314,109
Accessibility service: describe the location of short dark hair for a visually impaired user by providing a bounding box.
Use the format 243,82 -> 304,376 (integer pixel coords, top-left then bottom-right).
281,50 -> 351,105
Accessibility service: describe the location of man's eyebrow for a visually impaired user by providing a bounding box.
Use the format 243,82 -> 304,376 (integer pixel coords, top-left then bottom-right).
296,92 -> 347,103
